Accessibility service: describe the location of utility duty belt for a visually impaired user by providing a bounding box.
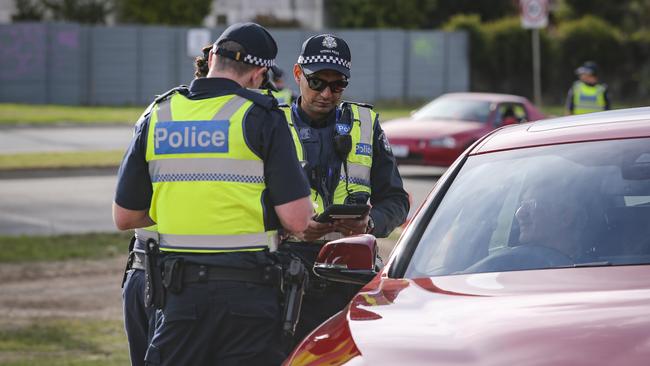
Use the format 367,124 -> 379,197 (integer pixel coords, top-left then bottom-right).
160,259 -> 282,295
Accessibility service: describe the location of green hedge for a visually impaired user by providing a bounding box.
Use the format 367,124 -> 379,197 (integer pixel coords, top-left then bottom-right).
444,14 -> 650,104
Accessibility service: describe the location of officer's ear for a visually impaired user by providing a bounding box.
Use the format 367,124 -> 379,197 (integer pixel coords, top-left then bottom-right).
293,64 -> 302,85
249,67 -> 268,89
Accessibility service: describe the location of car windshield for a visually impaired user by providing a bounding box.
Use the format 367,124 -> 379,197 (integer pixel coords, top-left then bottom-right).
405,137 -> 650,278
412,98 -> 492,123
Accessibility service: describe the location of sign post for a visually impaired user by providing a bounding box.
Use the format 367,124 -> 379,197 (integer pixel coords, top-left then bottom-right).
520,0 -> 548,107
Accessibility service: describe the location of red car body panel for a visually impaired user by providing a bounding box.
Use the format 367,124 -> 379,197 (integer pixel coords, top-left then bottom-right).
382,93 -> 544,167
474,108 -> 650,155
287,267 -> 650,365
285,108 -> 650,366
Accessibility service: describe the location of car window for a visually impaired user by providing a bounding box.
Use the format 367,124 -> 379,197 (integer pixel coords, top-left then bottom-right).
405,137 -> 650,278
412,98 -> 492,123
496,103 -> 528,125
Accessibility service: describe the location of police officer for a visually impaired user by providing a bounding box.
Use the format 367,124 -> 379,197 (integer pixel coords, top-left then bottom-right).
279,34 -> 410,344
112,22 -> 312,365
566,61 -> 611,115
121,50 -> 215,366
269,66 -> 295,105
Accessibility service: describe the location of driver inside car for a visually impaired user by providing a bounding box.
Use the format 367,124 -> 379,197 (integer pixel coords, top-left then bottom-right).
465,179 -> 589,273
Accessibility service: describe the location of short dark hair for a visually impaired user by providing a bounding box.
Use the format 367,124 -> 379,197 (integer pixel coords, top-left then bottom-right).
213,41 -> 258,75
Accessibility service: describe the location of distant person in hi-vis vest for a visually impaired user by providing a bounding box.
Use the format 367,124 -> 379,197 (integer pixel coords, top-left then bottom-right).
566,61 -> 611,115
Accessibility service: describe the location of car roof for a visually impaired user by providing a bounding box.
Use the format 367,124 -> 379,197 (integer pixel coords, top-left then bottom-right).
440,92 -> 529,103
472,107 -> 650,155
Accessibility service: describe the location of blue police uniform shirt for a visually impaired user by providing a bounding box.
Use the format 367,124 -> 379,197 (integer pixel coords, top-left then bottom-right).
115,78 -> 311,237
292,99 -> 409,238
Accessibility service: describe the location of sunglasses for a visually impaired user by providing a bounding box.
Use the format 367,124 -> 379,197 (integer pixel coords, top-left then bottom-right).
301,68 -> 348,93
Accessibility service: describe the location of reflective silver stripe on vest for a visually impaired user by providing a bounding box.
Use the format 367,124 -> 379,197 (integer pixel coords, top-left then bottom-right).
357,107 -> 373,144
159,232 -> 279,251
135,228 -> 158,242
157,99 -> 172,122
212,96 -> 248,120
149,158 -> 264,183
340,162 -> 371,187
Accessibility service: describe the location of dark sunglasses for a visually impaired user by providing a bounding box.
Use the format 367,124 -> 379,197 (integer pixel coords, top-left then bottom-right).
302,68 -> 348,93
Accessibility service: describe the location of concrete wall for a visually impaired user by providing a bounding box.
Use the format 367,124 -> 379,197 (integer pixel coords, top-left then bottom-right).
0,22 -> 468,105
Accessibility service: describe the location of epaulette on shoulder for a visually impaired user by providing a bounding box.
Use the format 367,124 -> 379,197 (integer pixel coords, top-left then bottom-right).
342,100 -> 374,109
277,102 -> 290,108
236,88 -> 278,110
154,85 -> 189,104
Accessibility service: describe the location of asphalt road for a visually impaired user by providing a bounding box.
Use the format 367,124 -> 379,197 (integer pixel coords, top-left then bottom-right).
0,166 -> 441,236
0,125 -> 133,153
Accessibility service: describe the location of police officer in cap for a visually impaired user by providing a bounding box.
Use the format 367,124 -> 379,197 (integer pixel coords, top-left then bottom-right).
566,61 -> 611,115
113,22 -> 312,365
278,34 -> 410,345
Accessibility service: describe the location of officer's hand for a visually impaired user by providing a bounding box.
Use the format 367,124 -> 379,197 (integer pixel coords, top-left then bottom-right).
300,219 -> 336,242
334,215 -> 370,237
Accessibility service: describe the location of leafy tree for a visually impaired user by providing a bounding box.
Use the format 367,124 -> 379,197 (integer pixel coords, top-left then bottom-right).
11,0 -> 45,21
561,0 -> 650,33
115,0 -> 212,26
41,0 -> 112,24
325,0 -> 517,29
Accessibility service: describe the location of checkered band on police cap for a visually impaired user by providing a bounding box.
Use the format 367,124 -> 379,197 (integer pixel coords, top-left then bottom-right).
297,55 -> 351,70
298,34 -> 351,78
213,22 -> 277,67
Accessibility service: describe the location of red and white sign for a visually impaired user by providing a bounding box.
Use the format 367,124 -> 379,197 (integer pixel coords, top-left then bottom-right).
520,0 -> 548,29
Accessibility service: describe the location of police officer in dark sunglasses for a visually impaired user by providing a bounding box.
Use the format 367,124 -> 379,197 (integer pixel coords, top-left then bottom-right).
278,34 -> 410,349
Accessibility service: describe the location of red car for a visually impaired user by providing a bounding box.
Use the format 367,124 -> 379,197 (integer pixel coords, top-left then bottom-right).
383,92 -> 544,167
286,107 -> 650,365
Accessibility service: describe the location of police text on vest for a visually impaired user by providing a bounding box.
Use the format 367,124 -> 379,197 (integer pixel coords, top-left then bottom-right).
154,121 -> 230,154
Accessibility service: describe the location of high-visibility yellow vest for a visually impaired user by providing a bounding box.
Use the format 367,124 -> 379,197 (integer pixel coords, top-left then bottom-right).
271,88 -> 293,105
145,93 -> 277,253
281,103 -> 375,215
572,81 -> 606,115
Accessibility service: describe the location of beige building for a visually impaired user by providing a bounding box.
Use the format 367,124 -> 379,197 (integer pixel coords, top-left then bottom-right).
1,0 -> 324,28
204,0 -> 324,29
0,0 -> 14,23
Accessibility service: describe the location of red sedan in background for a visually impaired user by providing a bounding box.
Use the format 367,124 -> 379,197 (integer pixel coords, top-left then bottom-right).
285,107 -> 650,365
383,92 -> 544,167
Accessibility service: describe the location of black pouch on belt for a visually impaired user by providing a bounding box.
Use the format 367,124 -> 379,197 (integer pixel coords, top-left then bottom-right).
162,258 -> 184,294
144,239 -> 165,309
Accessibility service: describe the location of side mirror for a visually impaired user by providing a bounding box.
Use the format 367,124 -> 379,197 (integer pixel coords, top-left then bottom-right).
313,234 -> 378,285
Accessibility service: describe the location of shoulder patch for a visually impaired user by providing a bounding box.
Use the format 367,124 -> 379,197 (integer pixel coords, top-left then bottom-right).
236,88 -> 278,110
154,85 -> 189,104
379,131 -> 392,155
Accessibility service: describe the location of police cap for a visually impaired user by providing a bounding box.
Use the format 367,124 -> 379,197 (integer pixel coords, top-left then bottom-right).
575,61 -> 599,76
297,34 -> 351,78
212,22 -> 277,67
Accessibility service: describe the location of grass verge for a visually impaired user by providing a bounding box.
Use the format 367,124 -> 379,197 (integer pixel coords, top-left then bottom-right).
0,318 -> 128,366
0,104 -> 143,126
0,151 -> 123,171
0,232 -> 132,263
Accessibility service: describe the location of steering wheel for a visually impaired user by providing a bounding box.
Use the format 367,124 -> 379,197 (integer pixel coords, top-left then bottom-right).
463,244 -> 574,273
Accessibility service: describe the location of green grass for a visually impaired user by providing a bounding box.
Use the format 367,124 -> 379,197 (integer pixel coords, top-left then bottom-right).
0,319 -> 128,366
0,232 -> 132,263
0,104 -> 143,125
0,151 -> 124,171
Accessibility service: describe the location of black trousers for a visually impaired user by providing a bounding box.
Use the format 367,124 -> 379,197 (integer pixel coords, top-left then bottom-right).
144,254 -> 285,366
123,269 -> 156,366
279,242 -> 363,346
